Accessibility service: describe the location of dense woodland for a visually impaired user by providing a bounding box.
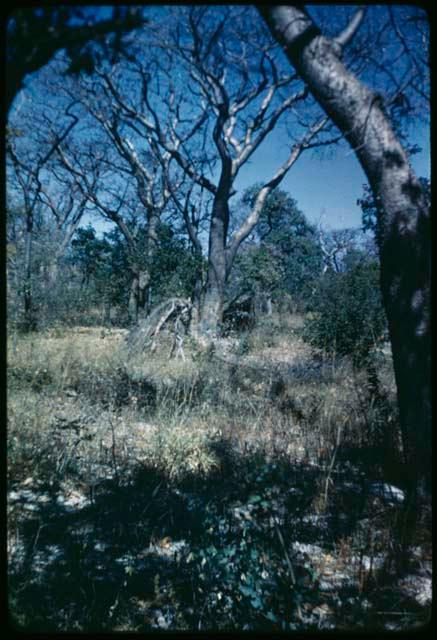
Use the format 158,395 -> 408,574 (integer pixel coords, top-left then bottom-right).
7,5 -> 430,632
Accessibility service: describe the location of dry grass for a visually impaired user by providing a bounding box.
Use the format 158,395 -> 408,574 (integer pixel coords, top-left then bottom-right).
7,318 -> 399,489
9,316 -> 425,633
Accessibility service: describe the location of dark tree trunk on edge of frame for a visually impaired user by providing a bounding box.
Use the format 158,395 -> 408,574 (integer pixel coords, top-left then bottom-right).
260,5 -> 431,498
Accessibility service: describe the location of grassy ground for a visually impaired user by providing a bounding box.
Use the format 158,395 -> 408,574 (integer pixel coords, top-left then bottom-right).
7,315 -> 431,631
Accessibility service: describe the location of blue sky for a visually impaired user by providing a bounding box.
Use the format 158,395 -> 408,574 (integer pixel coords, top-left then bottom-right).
233,121 -> 430,231
84,118 -> 429,237
27,4 -> 428,238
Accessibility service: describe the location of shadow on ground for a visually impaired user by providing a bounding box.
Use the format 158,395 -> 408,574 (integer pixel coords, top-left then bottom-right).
8,440 -> 431,632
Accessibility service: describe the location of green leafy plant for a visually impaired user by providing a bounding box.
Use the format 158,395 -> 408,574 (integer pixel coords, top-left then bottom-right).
181,461 -> 319,630
301,260 -> 387,367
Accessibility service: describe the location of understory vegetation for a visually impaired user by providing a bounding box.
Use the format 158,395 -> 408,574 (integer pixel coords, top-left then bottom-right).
8,316 -> 431,631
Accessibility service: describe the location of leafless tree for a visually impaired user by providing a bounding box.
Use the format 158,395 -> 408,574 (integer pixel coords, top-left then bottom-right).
94,6 -> 340,334
317,226 -> 361,274
51,121 -> 164,322
6,110 -> 79,330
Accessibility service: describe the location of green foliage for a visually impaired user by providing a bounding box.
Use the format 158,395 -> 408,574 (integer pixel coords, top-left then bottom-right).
184,461 -> 319,630
70,225 -> 131,309
150,223 -> 202,303
235,245 -> 283,297
230,186 -> 323,313
69,223 -> 201,321
301,259 -> 387,366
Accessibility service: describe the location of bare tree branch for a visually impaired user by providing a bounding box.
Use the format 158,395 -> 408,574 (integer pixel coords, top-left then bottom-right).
334,7 -> 367,49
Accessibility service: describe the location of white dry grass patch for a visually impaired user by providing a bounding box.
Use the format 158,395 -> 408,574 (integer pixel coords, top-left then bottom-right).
136,414 -> 223,482
251,333 -> 314,366
124,350 -> 200,389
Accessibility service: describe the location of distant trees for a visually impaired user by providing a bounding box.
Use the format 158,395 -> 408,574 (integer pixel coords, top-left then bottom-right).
68,223 -> 200,326
7,112 -> 81,331
7,6 -> 341,336
260,5 -> 431,496
228,187 -> 322,317
53,122 -> 173,323
73,6 -> 334,335
69,226 -> 130,323
6,200 -> 91,328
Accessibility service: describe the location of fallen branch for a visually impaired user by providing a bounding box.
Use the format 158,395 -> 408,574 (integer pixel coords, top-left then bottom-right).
127,298 -> 192,354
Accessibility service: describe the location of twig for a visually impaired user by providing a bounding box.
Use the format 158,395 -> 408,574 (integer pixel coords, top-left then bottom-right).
274,519 -> 302,621
108,418 -> 120,484
323,421 -> 343,508
31,522 -> 48,558
375,611 -> 415,616
197,598 -> 209,630
108,590 -> 120,619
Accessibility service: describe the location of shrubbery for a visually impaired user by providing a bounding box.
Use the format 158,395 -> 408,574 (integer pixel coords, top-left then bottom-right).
301,260 -> 387,367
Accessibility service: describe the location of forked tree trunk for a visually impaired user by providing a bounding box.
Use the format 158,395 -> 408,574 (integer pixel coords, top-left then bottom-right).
260,5 -> 431,497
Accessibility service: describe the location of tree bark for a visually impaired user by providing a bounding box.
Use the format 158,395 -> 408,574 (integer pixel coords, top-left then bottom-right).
260,5 -> 431,496
138,270 -> 151,317
199,183 -> 230,335
47,259 -> 59,287
189,251 -> 204,331
128,272 -> 140,323
128,269 -> 151,323
22,213 -> 36,332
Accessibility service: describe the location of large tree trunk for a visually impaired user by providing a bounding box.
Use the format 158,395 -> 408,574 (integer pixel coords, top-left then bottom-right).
199,278 -> 225,336
128,269 -> 151,323
260,6 -> 431,497
199,192 -> 230,336
189,252 -> 204,331
22,215 -> 36,332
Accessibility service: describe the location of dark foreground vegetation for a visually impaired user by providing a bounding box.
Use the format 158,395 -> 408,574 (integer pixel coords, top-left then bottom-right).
8,317 -> 431,631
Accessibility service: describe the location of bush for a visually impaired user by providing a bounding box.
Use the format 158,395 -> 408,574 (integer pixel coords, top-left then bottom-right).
177,459 -> 320,630
301,261 -> 387,366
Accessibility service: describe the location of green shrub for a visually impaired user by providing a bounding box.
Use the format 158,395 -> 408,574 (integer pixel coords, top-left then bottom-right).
301,262 -> 387,367
179,460 -> 319,630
